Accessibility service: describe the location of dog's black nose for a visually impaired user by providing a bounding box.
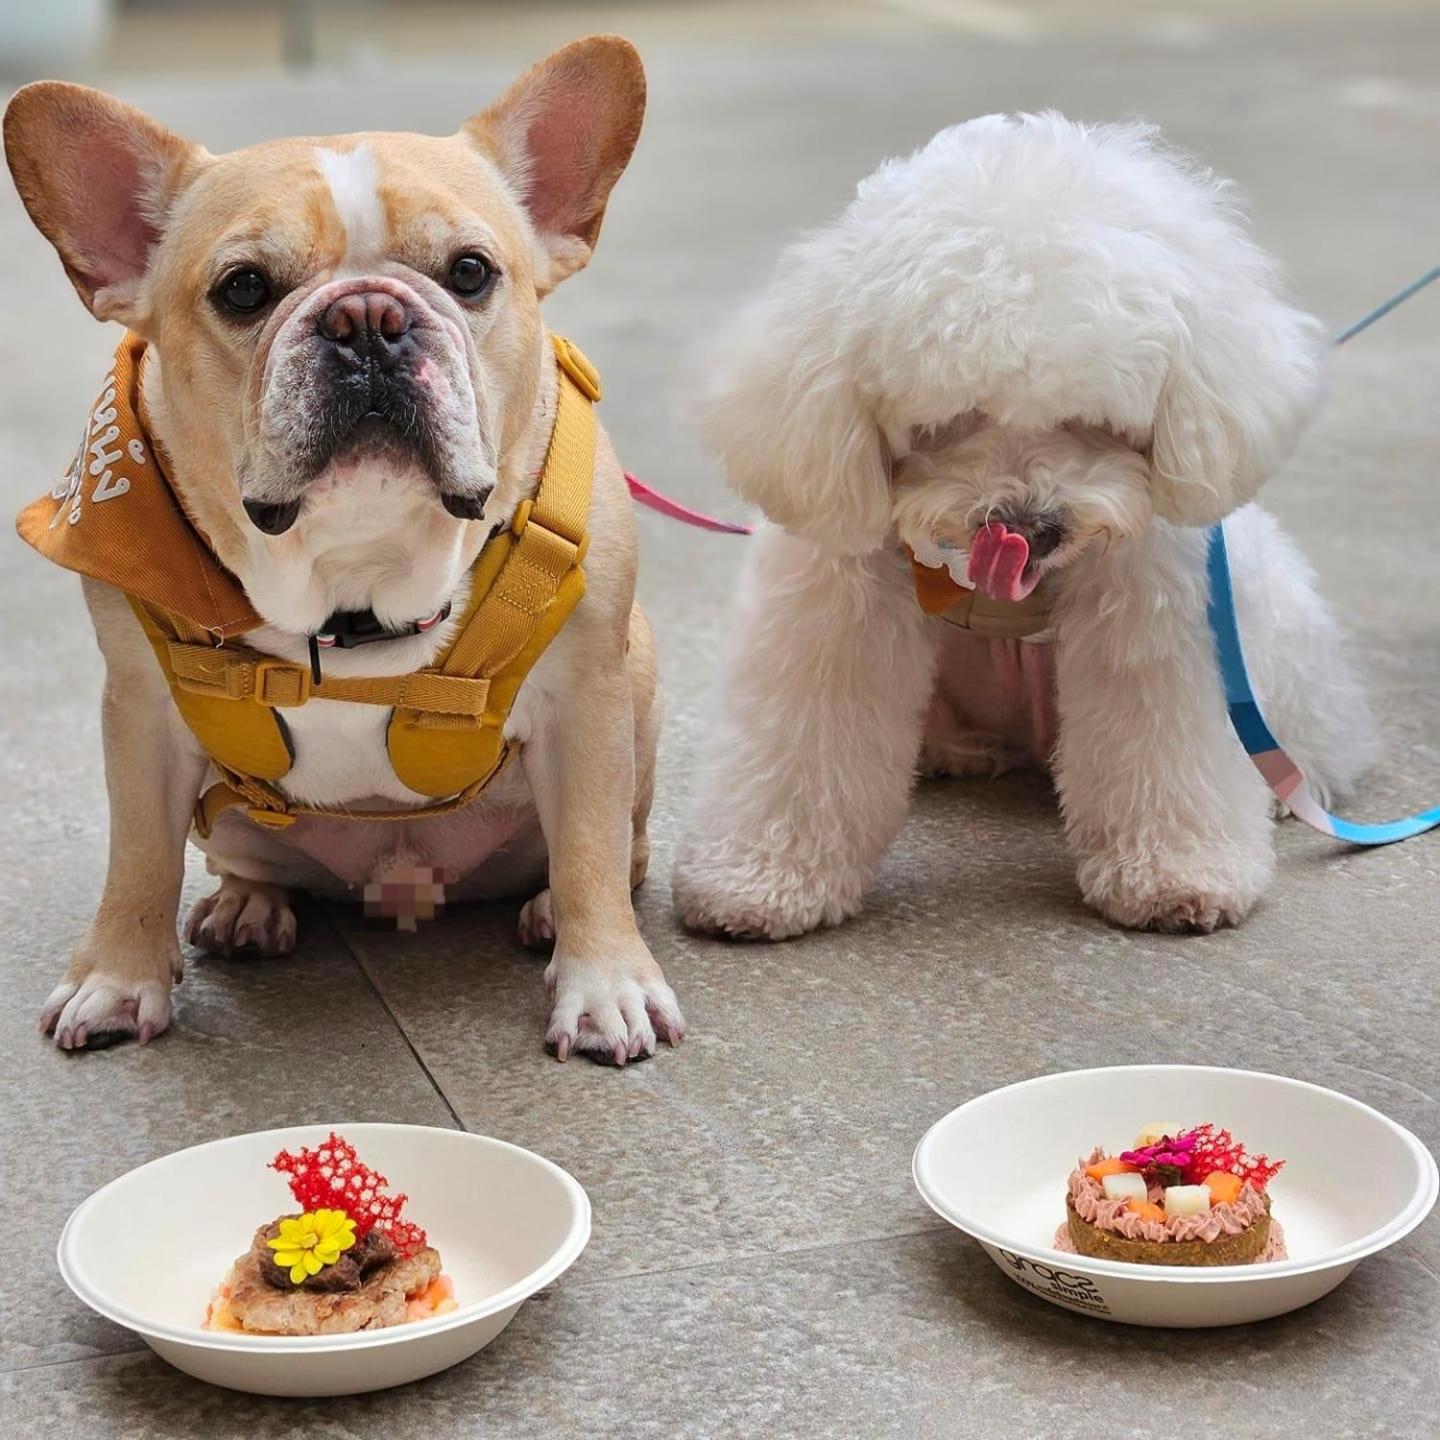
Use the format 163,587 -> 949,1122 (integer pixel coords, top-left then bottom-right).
318,291 -> 412,371
1009,512 -> 1067,559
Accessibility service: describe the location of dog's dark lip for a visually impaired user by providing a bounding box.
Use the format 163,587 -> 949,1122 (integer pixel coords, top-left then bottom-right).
335,411 -> 413,457
242,497 -> 303,535
440,490 -> 491,521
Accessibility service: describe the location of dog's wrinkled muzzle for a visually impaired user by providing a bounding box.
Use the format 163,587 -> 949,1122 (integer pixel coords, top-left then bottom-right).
240,274 -> 494,535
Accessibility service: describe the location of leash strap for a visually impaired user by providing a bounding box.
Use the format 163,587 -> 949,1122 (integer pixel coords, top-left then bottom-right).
1206,264 -> 1440,845
625,472 -> 752,534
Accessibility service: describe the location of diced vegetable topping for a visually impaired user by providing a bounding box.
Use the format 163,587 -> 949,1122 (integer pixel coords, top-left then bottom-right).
1163,1185 -> 1212,1216
1202,1170 -> 1244,1205
1126,1197 -> 1166,1224
1101,1172 -> 1149,1203
1085,1156 -> 1142,1182
1132,1122 -> 1186,1148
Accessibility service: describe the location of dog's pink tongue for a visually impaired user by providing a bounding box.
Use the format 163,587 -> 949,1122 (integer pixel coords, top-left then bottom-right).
967,523 -> 1036,601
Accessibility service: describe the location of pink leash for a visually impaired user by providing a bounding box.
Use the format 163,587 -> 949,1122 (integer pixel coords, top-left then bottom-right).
625,473 -> 753,535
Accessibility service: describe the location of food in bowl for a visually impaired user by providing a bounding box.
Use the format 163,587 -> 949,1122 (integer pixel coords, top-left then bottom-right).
204,1132 -> 457,1335
1054,1122 -> 1287,1266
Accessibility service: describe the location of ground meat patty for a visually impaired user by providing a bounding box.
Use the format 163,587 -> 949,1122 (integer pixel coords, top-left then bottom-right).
256,1220 -> 396,1293
225,1223 -> 441,1335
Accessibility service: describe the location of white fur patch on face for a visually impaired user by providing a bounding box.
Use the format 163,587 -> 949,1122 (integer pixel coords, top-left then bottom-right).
315,143 -> 386,268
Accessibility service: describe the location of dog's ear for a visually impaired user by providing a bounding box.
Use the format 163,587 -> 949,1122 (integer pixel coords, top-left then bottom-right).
3,82 -> 199,327
1149,278 -> 1323,526
703,286 -> 893,555
465,35 -> 645,290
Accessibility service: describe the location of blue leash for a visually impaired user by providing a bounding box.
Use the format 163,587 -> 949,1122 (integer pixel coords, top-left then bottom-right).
1206,264 -> 1440,845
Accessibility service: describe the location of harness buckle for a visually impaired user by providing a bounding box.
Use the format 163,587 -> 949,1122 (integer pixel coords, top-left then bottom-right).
253,659 -> 311,707
513,520 -> 580,585
551,335 -> 602,402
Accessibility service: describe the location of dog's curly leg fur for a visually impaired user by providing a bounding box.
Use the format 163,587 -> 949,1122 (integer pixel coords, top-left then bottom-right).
673,526 -> 936,939
1052,521 -> 1275,933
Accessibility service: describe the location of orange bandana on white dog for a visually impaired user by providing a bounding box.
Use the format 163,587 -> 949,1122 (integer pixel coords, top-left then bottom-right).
908,547 -> 1051,639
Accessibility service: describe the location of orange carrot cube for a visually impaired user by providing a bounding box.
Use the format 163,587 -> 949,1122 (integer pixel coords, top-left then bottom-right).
1085,1157 -> 1141,1182
1126,1197 -> 1166,1224
1203,1171 -> 1244,1205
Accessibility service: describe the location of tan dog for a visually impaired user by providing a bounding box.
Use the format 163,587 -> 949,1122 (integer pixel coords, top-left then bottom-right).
6,36 -> 684,1062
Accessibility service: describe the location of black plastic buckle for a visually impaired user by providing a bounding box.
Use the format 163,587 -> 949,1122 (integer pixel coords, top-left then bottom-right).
306,602 -> 453,686
321,609 -> 392,648
318,602 -> 453,650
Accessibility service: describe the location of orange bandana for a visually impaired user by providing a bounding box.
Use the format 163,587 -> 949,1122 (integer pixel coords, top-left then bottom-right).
908,549 -> 1052,638
17,334 -> 260,640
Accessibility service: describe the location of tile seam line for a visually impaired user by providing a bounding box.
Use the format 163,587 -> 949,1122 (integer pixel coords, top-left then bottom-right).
328,907 -> 468,1133
2,1346 -> 150,1377
559,1220 -> 956,1291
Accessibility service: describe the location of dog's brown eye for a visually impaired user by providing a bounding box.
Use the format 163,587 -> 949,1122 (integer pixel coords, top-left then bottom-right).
217,268 -> 271,315
447,254 -> 496,299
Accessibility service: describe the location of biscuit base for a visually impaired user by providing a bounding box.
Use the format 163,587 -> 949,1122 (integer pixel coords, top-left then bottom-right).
1065,1199 -> 1271,1267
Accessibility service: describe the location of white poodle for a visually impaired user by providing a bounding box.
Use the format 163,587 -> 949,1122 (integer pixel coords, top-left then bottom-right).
673,113 -> 1372,938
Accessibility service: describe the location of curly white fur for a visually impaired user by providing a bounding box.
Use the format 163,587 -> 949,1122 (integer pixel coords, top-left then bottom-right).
674,114 -> 1372,937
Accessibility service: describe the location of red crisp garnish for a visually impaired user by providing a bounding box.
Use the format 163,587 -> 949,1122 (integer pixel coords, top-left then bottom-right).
271,1132 -> 427,1255
1180,1123 -> 1284,1191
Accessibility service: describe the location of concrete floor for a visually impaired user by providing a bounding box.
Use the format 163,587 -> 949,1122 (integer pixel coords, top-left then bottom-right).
2,4 -> 1438,1437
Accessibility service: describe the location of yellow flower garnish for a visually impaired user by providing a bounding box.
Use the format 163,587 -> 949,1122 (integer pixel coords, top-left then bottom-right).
266,1208 -> 357,1285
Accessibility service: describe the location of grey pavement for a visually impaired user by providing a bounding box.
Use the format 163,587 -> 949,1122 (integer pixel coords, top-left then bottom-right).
1,4 -> 1437,1437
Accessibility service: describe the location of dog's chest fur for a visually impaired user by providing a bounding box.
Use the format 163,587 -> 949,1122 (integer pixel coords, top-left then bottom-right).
936,627 -> 1059,763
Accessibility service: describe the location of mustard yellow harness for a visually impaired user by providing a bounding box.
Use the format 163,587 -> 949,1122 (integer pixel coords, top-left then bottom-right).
18,332 -> 603,836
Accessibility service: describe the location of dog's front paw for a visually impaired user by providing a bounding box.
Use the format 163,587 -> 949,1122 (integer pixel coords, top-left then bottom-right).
673,843 -> 865,941
919,708 -> 1028,780
40,973 -> 174,1050
1077,850 -> 1268,934
543,946 -> 685,1066
185,878 -> 296,957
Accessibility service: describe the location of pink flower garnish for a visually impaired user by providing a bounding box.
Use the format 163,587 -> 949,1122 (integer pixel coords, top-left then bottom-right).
1120,1131 -> 1199,1170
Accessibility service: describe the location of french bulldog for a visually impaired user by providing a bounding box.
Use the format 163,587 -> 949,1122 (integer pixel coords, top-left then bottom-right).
6,35 -> 685,1062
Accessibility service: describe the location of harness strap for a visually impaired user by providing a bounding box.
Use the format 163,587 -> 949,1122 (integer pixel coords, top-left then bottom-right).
98,331 -> 599,834
166,641 -> 492,716
438,336 -> 595,686
193,745 -> 519,837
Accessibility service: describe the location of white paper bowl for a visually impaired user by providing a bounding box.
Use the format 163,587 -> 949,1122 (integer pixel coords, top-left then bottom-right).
58,1123 -> 590,1395
913,1066 -> 1437,1328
